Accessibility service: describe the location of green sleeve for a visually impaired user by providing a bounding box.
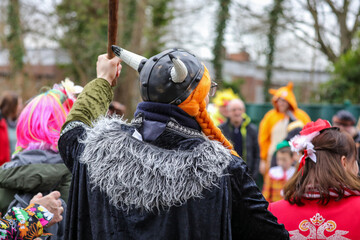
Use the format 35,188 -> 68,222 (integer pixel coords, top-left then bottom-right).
62,78 -> 113,129
0,164 -> 71,194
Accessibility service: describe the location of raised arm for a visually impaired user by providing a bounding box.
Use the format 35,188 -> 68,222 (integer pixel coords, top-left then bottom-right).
61,54 -> 121,130
58,55 -> 121,171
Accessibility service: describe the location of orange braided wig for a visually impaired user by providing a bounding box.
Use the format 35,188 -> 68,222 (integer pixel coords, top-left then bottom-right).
178,66 -> 239,157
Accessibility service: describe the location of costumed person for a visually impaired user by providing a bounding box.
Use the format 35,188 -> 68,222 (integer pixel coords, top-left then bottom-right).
208,88 -> 238,126
0,191 -> 64,240
0,91 -> 23,166
332,110 -> 360,160
0,80 -> 80,237
258,82 -> 310,177
58,47 -> 289,239
262,140 -> 295,203
269,119 -> 360,239
219,98 -> 260,180
270,120 -> 305,168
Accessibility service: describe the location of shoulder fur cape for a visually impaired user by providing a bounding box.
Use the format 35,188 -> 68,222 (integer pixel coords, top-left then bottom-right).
79,117 -> 233,212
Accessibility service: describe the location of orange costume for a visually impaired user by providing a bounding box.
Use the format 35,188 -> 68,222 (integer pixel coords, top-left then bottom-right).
258,82 -> 310,172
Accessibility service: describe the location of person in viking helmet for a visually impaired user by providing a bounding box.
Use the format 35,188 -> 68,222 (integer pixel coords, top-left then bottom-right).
58,47 -> 288,239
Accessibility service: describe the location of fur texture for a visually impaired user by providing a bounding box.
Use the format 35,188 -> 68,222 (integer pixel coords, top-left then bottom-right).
79,116 -> 232,212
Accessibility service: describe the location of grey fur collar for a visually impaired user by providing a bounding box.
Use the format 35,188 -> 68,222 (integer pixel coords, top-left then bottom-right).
80,117 -> 232,212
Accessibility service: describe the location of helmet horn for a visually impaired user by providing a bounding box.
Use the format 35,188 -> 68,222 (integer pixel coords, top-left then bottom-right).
169,53 -> 188,83
111,45 -> 147,73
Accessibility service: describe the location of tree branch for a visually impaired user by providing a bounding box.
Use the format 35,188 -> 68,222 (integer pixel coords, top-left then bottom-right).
306,0 -> 337,62
350,6 -> 360,36
281,13 -> 340,39
281,24 -> 318,49
233,2 -> 268,20
343,0 -> 350,14
324,0 -> 340,17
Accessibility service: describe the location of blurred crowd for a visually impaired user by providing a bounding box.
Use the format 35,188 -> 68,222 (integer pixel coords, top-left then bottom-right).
0,64 -> 359,239
209,84 -> 360,195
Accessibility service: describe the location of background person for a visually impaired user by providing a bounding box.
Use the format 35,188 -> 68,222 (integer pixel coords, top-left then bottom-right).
219,98 -> 260,180
258,82 -> 310,179
262,140 -> 295,203
108,101 -> 126,116
269,119 -> 360,239
0,91 -> 23,166
270,120 -> 304,168
332,110 -> 360,160
209,88 -> 239,126
0,84 -> 74,222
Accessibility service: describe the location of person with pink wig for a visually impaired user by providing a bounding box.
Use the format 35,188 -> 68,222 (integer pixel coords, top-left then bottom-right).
0,81 -> 81,239
14,89 -> 70,153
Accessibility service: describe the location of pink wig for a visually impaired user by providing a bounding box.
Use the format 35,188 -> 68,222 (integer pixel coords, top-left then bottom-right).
15,89 -> 70,153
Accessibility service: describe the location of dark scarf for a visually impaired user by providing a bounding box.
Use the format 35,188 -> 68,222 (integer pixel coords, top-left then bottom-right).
134,102 -> 201,142
135,102 -> 201,130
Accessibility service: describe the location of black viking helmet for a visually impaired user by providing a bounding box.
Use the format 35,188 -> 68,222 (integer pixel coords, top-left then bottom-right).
112,45 -> 204,105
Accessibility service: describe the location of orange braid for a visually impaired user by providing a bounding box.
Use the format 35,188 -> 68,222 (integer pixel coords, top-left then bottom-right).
178,66 -> 239,157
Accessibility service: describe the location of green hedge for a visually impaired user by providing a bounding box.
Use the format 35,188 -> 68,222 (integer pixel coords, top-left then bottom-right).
245,103 -> 360,127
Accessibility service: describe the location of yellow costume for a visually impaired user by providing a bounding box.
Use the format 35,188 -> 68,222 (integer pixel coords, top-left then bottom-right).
210,89 -> 239,126
258,82 -> 311,171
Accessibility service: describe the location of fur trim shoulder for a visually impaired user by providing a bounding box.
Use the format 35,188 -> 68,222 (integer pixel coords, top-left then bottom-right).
80,116 -> 232,212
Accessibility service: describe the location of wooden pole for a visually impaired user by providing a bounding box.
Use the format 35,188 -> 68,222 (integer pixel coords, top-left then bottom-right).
108,0 -> 119,59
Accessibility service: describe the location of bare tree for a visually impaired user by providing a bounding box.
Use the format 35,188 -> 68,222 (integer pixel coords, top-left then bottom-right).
281,0 -> 360,63
264,0 -> 284,102
232,0 -> 360,64
6,0 -> 25,76
212,0 -> 231,83
0,1 -> 7,48
164,0 -> 217,55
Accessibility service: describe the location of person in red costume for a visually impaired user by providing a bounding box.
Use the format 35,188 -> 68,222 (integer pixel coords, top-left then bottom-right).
269,119 -> 360,239
0,91 -> 22,166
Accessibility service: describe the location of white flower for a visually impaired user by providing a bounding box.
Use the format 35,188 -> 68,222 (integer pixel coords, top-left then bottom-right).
289,131 -> 319,164
289,131 -> 320,153
61,78 -> 83,99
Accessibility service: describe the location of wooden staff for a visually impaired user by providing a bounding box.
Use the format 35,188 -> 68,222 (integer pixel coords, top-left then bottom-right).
107,0 -> 119,59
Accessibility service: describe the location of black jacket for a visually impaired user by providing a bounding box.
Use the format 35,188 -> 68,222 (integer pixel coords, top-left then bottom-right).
219,117 -> 260,180
58,78 -> 288,240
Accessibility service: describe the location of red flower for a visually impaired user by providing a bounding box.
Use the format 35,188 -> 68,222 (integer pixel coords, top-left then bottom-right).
300,119 -> 332,136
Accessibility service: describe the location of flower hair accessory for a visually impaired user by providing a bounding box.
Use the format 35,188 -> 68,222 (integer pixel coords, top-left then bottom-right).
53,78 -> 83,100
53,78 -> 83,110
289,119 -> 332,173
